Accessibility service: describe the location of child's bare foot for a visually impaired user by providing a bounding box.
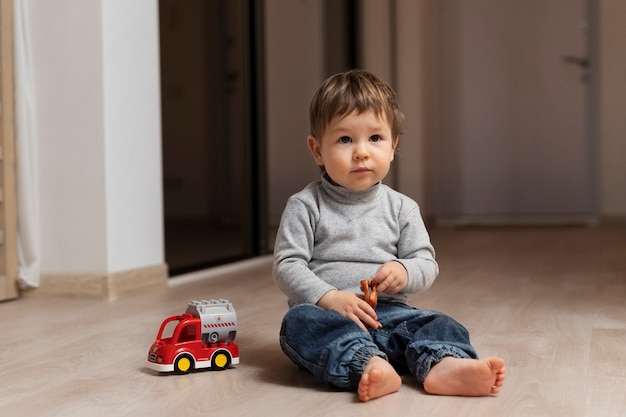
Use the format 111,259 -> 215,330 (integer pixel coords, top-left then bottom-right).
423,356 -> 506,396
358,356 -> 402,402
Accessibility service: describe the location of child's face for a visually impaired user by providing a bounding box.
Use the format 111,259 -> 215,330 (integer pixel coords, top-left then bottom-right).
308,110 -> 398,191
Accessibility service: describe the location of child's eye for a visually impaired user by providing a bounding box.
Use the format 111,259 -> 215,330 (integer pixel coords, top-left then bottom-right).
370,135 -> 381,142
339,136 -> 352,144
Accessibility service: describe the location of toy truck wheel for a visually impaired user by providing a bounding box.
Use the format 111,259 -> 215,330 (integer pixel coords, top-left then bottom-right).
174,354 -> 194,374
211,350 -> 231,370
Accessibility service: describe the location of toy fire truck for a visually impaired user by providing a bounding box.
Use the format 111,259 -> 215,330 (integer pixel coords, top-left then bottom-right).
146,299 -> 239,373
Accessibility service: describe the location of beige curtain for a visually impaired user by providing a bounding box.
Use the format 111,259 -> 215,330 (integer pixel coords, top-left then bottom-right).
14,0 -> 40,288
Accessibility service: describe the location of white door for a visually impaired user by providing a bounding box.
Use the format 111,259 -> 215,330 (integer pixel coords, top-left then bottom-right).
435,0 -> 594,224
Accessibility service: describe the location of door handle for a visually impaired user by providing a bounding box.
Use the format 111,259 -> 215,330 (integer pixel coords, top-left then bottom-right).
563,55 -> 590,68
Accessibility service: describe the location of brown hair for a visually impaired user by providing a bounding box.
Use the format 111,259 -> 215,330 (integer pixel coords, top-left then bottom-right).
309,69 -> 405,140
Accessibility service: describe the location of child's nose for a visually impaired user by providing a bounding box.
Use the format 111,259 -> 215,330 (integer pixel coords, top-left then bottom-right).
353,144 -> 370,160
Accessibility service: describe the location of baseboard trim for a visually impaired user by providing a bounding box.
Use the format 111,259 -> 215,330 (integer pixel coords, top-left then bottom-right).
169,255 -> 272,287
598,215 -> 626,226
24,263 -> 169,301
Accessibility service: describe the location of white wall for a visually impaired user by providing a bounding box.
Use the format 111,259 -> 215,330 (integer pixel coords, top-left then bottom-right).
102,0 -> 163,272
28,0 -> 163,275
30,0 -> 107,274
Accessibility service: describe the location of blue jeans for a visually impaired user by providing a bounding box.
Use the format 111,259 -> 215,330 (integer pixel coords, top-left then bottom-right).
279,301 -> 478,390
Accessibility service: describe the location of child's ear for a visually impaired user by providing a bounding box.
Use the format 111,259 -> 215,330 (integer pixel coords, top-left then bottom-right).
391,137 -> 399,161
307,135 -> 325,166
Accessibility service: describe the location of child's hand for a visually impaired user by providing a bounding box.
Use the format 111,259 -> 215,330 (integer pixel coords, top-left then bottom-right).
371,261 -> 408,295
317,290 -> 382,332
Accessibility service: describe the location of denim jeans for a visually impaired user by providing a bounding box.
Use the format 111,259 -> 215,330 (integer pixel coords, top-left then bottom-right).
279,301 -> 478,390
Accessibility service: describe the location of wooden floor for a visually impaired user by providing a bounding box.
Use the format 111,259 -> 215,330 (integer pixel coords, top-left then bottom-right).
1,225 -> 625,417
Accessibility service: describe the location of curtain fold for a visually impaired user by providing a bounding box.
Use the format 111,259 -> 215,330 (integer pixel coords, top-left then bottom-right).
14,0 -> 40,289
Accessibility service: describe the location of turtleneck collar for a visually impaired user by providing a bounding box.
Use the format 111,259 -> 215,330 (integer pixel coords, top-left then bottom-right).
320,172 -> 383,205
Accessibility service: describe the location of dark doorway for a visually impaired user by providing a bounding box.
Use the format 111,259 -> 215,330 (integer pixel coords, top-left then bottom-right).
159,0 -> 266,275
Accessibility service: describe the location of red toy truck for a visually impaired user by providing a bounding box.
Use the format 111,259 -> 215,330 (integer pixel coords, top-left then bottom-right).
146,299 -> 239,373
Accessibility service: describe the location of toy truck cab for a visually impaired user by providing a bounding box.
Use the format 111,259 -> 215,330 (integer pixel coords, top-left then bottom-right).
146,300 -> 239,374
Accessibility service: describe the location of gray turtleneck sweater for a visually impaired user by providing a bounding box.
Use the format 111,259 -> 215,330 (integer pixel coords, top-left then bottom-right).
273,175 -> 439,307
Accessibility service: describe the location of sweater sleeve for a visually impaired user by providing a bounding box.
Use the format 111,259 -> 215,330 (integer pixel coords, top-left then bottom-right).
272,196 -> 335,306
395,202 -> 439,294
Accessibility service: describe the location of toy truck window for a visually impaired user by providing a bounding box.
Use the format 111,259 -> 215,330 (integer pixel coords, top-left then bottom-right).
159,319 -> 180,341
177,324 -> 197,343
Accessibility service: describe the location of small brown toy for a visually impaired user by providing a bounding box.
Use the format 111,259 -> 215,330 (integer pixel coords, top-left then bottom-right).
360,280 -> 378,309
